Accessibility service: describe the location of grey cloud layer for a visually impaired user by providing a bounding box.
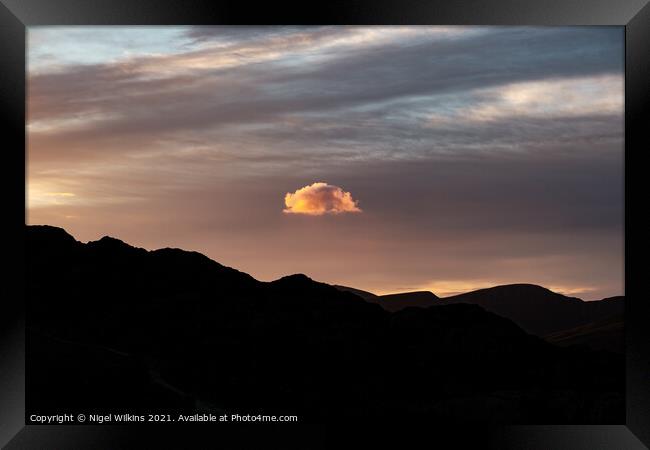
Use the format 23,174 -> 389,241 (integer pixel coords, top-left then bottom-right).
28,27 -> 623,161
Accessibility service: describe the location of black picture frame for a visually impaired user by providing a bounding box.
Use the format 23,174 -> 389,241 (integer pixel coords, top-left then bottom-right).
1,1 -> 648,447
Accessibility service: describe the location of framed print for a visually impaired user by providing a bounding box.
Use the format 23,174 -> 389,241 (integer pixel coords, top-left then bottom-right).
1,1 -> 648,448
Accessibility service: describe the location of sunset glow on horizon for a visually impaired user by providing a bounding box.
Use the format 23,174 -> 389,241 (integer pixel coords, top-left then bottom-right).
27,26 -> 624,300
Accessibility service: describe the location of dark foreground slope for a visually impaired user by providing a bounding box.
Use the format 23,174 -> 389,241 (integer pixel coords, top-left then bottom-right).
26,226 -> 623,423
545,314 -> 624,353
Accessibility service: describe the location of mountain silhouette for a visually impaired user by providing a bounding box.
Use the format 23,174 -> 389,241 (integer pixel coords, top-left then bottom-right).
26,225 -> 624,423
442,285 -> 623,336
332,285 -> 378,301
376,291 -> 440,312
334,284 -> 623,337
332,286 -> 440,312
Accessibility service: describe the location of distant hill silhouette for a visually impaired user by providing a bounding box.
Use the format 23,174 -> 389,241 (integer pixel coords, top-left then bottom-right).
377,291 -> 439,312
332,285 -> 378,301
332,286 -> 440,312
26,225 -> 624,423
334,284 -> 623,337
442,285 -> 623,336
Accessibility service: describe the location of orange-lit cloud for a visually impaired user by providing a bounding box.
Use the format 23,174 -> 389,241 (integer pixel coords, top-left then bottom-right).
283,182 -> 362,216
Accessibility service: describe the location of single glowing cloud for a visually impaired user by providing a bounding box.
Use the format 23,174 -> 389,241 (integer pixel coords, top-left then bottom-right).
283,182 -> 362,216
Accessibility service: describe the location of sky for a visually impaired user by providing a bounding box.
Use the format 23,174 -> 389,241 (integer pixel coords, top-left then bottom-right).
26,26 -> 624,299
